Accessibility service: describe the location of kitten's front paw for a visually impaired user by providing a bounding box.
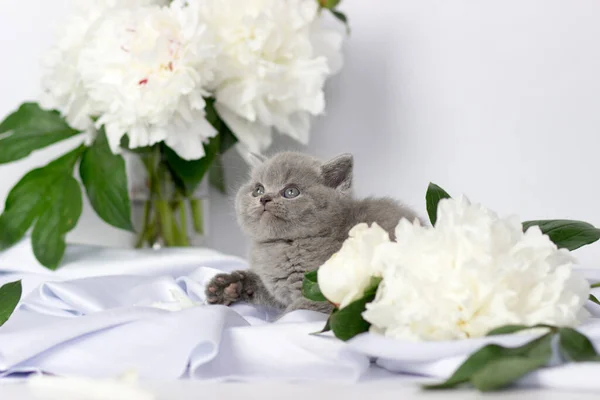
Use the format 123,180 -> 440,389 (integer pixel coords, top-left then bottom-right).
205,271 -> 252,306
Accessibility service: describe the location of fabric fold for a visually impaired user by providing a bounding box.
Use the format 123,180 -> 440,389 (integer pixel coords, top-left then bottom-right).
1,241 -> 600,391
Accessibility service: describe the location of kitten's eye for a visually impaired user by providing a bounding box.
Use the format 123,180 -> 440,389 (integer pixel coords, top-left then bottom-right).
252,184 -> 265,197
283,186 -> 300,199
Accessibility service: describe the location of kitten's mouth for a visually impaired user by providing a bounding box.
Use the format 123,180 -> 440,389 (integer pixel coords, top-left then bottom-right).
262,203 -> 275,213
259,206 -> 271,216
259,206 -> 284,220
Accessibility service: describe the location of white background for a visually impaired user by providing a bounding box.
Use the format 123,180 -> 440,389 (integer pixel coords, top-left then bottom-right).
1,0 -> 600,266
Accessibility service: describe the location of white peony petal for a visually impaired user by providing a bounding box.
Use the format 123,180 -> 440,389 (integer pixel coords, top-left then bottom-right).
274,112 -> 311,144
163,115 -> 217,160
215,81 -> 259,122
199,0 -> 344,152
358,196 -> 591,342
41,0 -> 346,158
40,0 -> 169,144
317,222 -> 391,309
103,122 -> 126,154
311,27 -> 344,75
77,2 -> 218,154
215,103 -> 272,153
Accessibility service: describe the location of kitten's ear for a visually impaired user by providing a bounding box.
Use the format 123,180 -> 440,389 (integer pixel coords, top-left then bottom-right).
321,153 -> 353,192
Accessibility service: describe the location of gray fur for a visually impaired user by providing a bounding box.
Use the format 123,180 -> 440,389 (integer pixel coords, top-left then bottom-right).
205,152 -> 422,313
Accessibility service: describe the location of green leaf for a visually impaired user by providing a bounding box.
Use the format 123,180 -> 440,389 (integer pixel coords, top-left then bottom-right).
205,97 -> 238,194
0,103 -> 81,164
425,344 -> 507,389
32,175 -> 82,268
0,146 -> 84,269
365,276 -> 382,295
318,0 -> 341,8
487,325 -> 531,336
590,294 -> 600,305
205,97 -> 238,155
302,270 -> 327,302
164,98 -> 226,196
331,10 -> 350,33
164,135 -> 220,196
522,220 -> 600,251
471,334 -> 553,391
329,298 -> 372,341
470,351 -> 550,392
426,333 -> 553,391
218,123 -> 238,154
0,280 -> 22,327
0,206 -> 36,251
425,183 -> 451,226
558,327 -> 600,362
509,331 -> 556,356
316,0 -> 349,33
80,130 -> 133,231
328,279 -> 381,341
487,324 -> 555,336
310,315 -> 333,335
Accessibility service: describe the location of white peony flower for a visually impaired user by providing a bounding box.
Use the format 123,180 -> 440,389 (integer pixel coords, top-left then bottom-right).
196,0 -> 344,154
78,0 -> 218,159
40,0 -> 169,138
318,223 -> 390,309
362,196 -> 591,342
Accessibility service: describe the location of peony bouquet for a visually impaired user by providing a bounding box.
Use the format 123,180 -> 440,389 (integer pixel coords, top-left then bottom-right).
303,183 -> 600,391
0,0 -> 347,269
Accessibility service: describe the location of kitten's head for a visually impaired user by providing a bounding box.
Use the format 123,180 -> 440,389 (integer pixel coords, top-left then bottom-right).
235,151 -> 353,241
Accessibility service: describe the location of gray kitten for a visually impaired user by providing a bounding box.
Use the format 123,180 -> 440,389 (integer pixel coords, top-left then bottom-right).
205,152 -> 422,313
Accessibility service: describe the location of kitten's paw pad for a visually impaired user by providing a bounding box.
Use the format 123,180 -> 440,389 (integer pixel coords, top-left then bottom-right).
224,282 -> 240,297
205,272 -> 244,305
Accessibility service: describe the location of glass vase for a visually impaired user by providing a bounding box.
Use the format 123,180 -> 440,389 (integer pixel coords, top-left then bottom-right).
126,148 -> 208,249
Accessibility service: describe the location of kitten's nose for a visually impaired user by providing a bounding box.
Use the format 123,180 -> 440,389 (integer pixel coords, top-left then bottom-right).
260,195 -> 272,205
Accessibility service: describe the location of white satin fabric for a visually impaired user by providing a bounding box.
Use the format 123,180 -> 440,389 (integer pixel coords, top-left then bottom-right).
1,240 -> 600,391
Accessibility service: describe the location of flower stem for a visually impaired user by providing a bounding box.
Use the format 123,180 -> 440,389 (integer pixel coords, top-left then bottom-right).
153,146 -> 179,247
135,149 -> 162,248
190,198 -> 204,235
156,199 -> 176,246
178,200 -> 190,246
134,145 -> 196,248
168,186 -> 189,247
135,199 -> 152,248
591,282 -> 600,289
